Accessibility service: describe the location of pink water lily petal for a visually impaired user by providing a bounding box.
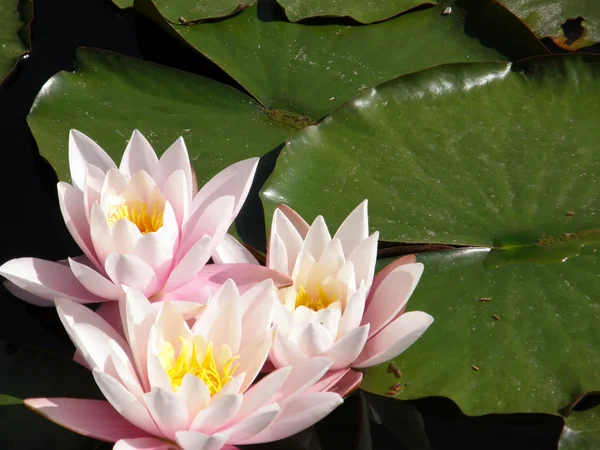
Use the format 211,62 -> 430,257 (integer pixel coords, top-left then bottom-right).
267,233 -> 288,276
239,392 -> 343,445
269,208 -> 304,274
176,373 -> 211,421
365,254 -> 416,311
304,368 -> 349,395
190,394 -> 243,434
276,204 -> 310,239
316,238 -> 346,277
154,137 -> 193,201
144,388 -> 189,440
289,322 -> 335,357
333,200 -> 369,257
235,367 -> 291,420
161,170 -> 188,227
225,403 -> 280,444
3,280 -> 53,306
101,168 -> 130,197
322,324 -> 369,370
362,262 -> 424,338
58,182 -> 99,268
353,311 -> 434,368
270,356 -> 334,404
68,257 -> 120,300
112,219 -> 143,255
190,157 -> 258,221
69,129 -> 116,191
239,290 -> 275,345
337,283 -> 367,337
175,431 -> 228,450
90,202 -> 115,266
330,370 -> 363,398
301,216 -> 331,261
72,322 -> 122,376
109,340 -> 144,401
235,337 -> 271,393
105,253 -> 157,297
114,437 -> 173,450
0,257 -> 104,305
93,369 -> 161,436
205,292 -> 242,355
24,398 -> 149,443
346,231 -> 378,290
83,164 -> 105,223
270,330 -> 308,368
119,130 -> 159,179
213,234 -> 259,265
162,236 -> 212,293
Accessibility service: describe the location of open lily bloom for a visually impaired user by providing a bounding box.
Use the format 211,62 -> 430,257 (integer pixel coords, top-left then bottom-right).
25,280 -> 343,450
215,201 -> 433,392
0,130 -> 290,313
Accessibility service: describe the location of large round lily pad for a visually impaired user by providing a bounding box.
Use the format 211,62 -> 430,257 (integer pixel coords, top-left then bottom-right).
152,0 -> 255,23
136,0 -> 546,119
275,0 -> 437,24
0,0 -> 31,84
560,403 -> 600,449
497,0 -> 600,50
28,48 -> 295,188
360,245 -> 600,416
261,55 -> 600,247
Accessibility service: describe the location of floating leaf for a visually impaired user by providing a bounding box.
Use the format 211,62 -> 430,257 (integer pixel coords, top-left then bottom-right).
0,0 -> 31,83
560,403 -> 600,449
276,0 -> 437,24
360,246 -> 600,416
153,0 -> 255,23
136,0 -> 546,119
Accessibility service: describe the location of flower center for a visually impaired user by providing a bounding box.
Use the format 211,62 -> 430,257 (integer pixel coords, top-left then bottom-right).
295,285 -> 336,312
158,338 -> 239,395
107,201 -> 164,234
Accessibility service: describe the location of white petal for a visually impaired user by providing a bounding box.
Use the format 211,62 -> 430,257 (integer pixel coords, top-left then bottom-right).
119,130 -> 159,178
69,129 -> 116,191
226,403 -> 280,444
346,231 -> 378,290
234,367 -> 291,420
144,387 -> 188,440
322,325 -> 369,370
176,373 -> 211,420
333,200 -> 368,257
68,257 -> 120,300
268,208 -> 303,275
163,236 -> 212,293
175,431 -> 228,450
288,322 -> 335,357
301,216 -> 331,261
154,137 -> 193,201
337,284 -> 367,338
190,394 -> 242,434
105,253 -> 157,297
213,234 -> 259,265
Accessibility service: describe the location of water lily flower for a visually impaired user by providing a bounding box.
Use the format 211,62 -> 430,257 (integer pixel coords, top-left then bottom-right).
214,201 -> 433,392
0,130 -> 290,314
25,280 -> 343,449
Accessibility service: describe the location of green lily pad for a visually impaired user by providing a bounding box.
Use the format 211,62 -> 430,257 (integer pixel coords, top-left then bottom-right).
112,0 -> 133,8
28,47 -> 294,193
276,0 -> 437,24
360,245 -> 600,416
0,394 -> 20,406
261,55 -> 600,247
153,0 -> 255,23
0,0 -> 31,84
560,404 -> 600,449
136,0 -> 546,119
497,0 -> 600,50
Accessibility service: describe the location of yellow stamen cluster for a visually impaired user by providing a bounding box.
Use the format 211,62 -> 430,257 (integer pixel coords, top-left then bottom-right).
107,201 -> 163,234
159,338 -> 239,396
295,285 -> 336,312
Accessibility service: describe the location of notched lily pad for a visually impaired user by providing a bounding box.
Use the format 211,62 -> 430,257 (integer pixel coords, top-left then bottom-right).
152,0 -> 255,23
275,0 -> 438,24
0,0 -> 32,84
559,396 -> 600,449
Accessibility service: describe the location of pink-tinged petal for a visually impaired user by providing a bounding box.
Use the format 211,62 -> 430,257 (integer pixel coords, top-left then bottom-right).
180,196 -> 234,260
83,164 -> 105,223
225,403 -> 280,444
112,219 -> 143,255
105,253 -> 157,297
176,373 -> 211,421
154,137 -> 193,201
235,337 -> 271,393
330,370 -> 363,398
0,258 -> 104,305
270,331 -> 307,369
353,311 -> 433,368
144,388 -> 188,440
301,216 -> 331,261
119,130 -> 159,179
2,280 -> 55,306
271,302 -> 294,336
364,254 -> 416,311
333,200 -> 368,258
205,291 -> 242,355
239,286 -> 275,345
235,367 -> 291,420
271,356 -> 334,405
93,369 -> 162,436
268,209 -> 303,275
71,322 -> 122,376
97,302 -> 125,338
109,340 -> 144,400
337,284 -> 367,338
317,238 -> 346,277
161,264 -> 292,304
146,352 -> 172,393
162,170 -> 188,227
58,182 -> 100,268
69,257 -> 120,300
190,157 -> 258,221
361,262 -> 424,338
322,325 -> 369,370
346,231 -> 378,291
289,323 -> 335,357
213,234 -> 259,265
266,233 -> 288,275
212,373 -> 246,401
90,202 -> 115,266
191,394 -> 243,434
312,306 -> 341,339
24,398 -> 149,443
101,168 -> 130,198
69,129 -> 116,191
276,204 -> 310,239
154,302 -> 193,350
238,278 -> 276,316
290,251 -> 316,289
114,437 -> 172,450
175,431 -> 228,450
162,236 -> 212,293
239,392 -> 343,445
304,368 -> 349,394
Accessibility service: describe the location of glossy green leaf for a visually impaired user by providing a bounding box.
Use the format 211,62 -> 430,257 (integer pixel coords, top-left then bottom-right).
137,0 -> 546,119
153,0 -> 255,23
497,0 -> 600,50
360,246 -> 600,416
276,0 -> 437,24
560,404 -> 600,449
0,0 -> 31,83
0,394 -> 20,406
262,55 -> 600,247
112,0 -> 133,8
28,47 -> 294,194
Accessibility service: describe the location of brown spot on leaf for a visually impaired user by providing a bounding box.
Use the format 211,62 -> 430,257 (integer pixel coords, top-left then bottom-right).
552,17 -> 589,51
